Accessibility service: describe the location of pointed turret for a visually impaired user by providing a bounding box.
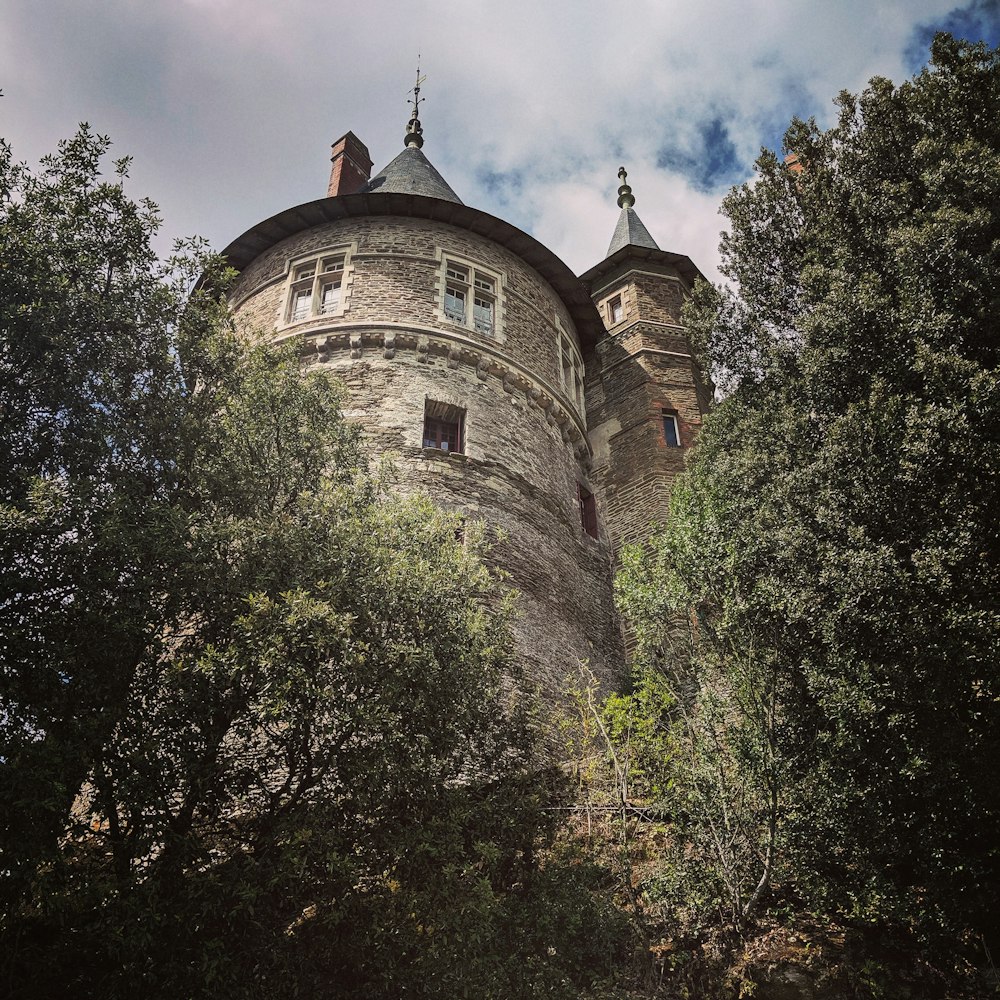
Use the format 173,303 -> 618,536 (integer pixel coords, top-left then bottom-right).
578,166 -> 712,561
606,167 -> 659,256
361,62 -> 463,205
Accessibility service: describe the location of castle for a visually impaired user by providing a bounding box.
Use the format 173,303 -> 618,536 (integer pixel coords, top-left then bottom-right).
222,105 -> 711,693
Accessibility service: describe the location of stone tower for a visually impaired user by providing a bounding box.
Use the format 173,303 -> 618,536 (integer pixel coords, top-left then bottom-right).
222,120 -> 708,695
582,169 -> 711,556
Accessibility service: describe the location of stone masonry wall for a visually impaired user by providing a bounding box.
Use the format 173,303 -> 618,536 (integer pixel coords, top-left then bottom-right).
230,216 -> 624,698
232,216 -> 583,421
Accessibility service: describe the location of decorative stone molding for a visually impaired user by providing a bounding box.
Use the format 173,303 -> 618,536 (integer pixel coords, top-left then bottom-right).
300,322 -> 593,458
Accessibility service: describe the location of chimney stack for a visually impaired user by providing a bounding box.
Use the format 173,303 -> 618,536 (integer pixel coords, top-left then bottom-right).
327,131 -> 373,197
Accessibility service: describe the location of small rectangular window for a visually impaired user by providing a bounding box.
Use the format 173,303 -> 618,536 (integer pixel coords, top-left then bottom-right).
609,295 -> 624,324
578,485 -> 598,538
423,400 -> 465,454
663,412 -> 681,447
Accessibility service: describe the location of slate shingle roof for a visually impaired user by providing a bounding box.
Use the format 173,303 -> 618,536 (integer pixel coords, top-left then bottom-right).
362,145 -> 463,204
606,206 -> 660,257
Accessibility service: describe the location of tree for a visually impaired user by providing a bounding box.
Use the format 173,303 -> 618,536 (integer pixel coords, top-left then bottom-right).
0,129 -> 632,998
618,34 -> 1000,948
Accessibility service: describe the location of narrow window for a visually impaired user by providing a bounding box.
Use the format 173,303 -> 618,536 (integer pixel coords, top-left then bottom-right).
290,288 -> 312,321
663,411 -> 681,447
423,400 -> 465,454
558,329 -> 585,412
445,264 -> 468,324
473,274 -> 495,334
578,485 -> 598,538
319,257 -> 344,314
608,295 -> 624,324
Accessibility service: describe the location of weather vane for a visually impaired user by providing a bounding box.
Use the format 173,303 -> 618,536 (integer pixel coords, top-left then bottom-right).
405,57 -> 426,149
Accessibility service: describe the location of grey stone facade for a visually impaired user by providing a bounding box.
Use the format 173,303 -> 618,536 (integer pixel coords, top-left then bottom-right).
223,139 -> 709,697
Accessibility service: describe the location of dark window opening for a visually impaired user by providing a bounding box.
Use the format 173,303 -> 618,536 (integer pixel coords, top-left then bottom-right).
423,400 -> 465,454
578,485 -> 598,538
663,411 -> 681,448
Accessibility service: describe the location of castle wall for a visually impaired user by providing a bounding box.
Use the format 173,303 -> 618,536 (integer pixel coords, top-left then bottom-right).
230,216 -> 623,697
232,216 -> 581,411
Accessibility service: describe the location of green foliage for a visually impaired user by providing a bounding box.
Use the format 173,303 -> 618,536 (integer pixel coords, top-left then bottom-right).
618,34 -> 1000,950
615,517 -> 786,934
0,129 -> 632,998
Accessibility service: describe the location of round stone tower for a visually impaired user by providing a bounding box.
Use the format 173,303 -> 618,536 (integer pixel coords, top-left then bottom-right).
222,125 -> 625,695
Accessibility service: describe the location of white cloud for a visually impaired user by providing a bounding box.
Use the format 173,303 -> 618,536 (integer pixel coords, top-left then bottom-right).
0,0 -> 992,281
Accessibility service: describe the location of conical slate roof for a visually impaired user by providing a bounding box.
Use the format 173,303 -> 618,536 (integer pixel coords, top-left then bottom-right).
362,145 -> 463,204
606,206 -> 660,256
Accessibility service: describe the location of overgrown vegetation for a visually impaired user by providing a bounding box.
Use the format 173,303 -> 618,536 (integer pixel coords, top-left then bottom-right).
4,30 -> 999,1000
589,32 -> 1000,996
0,128 -> 631,999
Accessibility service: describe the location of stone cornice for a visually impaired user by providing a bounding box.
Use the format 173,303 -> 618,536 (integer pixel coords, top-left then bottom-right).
282,321 -> 594,463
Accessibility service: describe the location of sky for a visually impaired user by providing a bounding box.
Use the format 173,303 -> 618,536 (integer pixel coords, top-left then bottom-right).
1,0 -> 998,285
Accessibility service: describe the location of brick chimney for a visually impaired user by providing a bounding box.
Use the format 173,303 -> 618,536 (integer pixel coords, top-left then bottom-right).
784,152 -> 804,174
327,131 -> 373,197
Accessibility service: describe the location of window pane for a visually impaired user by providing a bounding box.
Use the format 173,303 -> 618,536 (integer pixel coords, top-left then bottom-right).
423,416 -> 462,453
445,287 -> 466,322
291,289 -> 311,320
446,264 -> 468,282
320,281 -> 341,313
473,296 -> 493,334
663,414 -> 680,447
294,265 -> 315,280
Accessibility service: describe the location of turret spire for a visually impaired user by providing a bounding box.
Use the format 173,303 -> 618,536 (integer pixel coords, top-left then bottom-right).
405,59 -> 426,149
606,165 -> 659,257
616,166 -> 635,209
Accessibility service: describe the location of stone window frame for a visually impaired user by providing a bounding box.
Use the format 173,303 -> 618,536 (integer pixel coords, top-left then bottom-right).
435,249 -> 505,340
422,399 -> 465,455
598,286 -> 630,329
556,317 -> 585,414
279,242 -> 357,328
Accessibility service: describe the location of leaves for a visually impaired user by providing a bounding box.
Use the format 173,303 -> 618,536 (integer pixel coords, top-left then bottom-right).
0,127 -> 634,1000
621,34 -> 1000,948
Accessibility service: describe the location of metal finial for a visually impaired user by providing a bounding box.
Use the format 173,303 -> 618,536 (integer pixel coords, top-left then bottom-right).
405,58 -> 426,149
617,166 -> 635,209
